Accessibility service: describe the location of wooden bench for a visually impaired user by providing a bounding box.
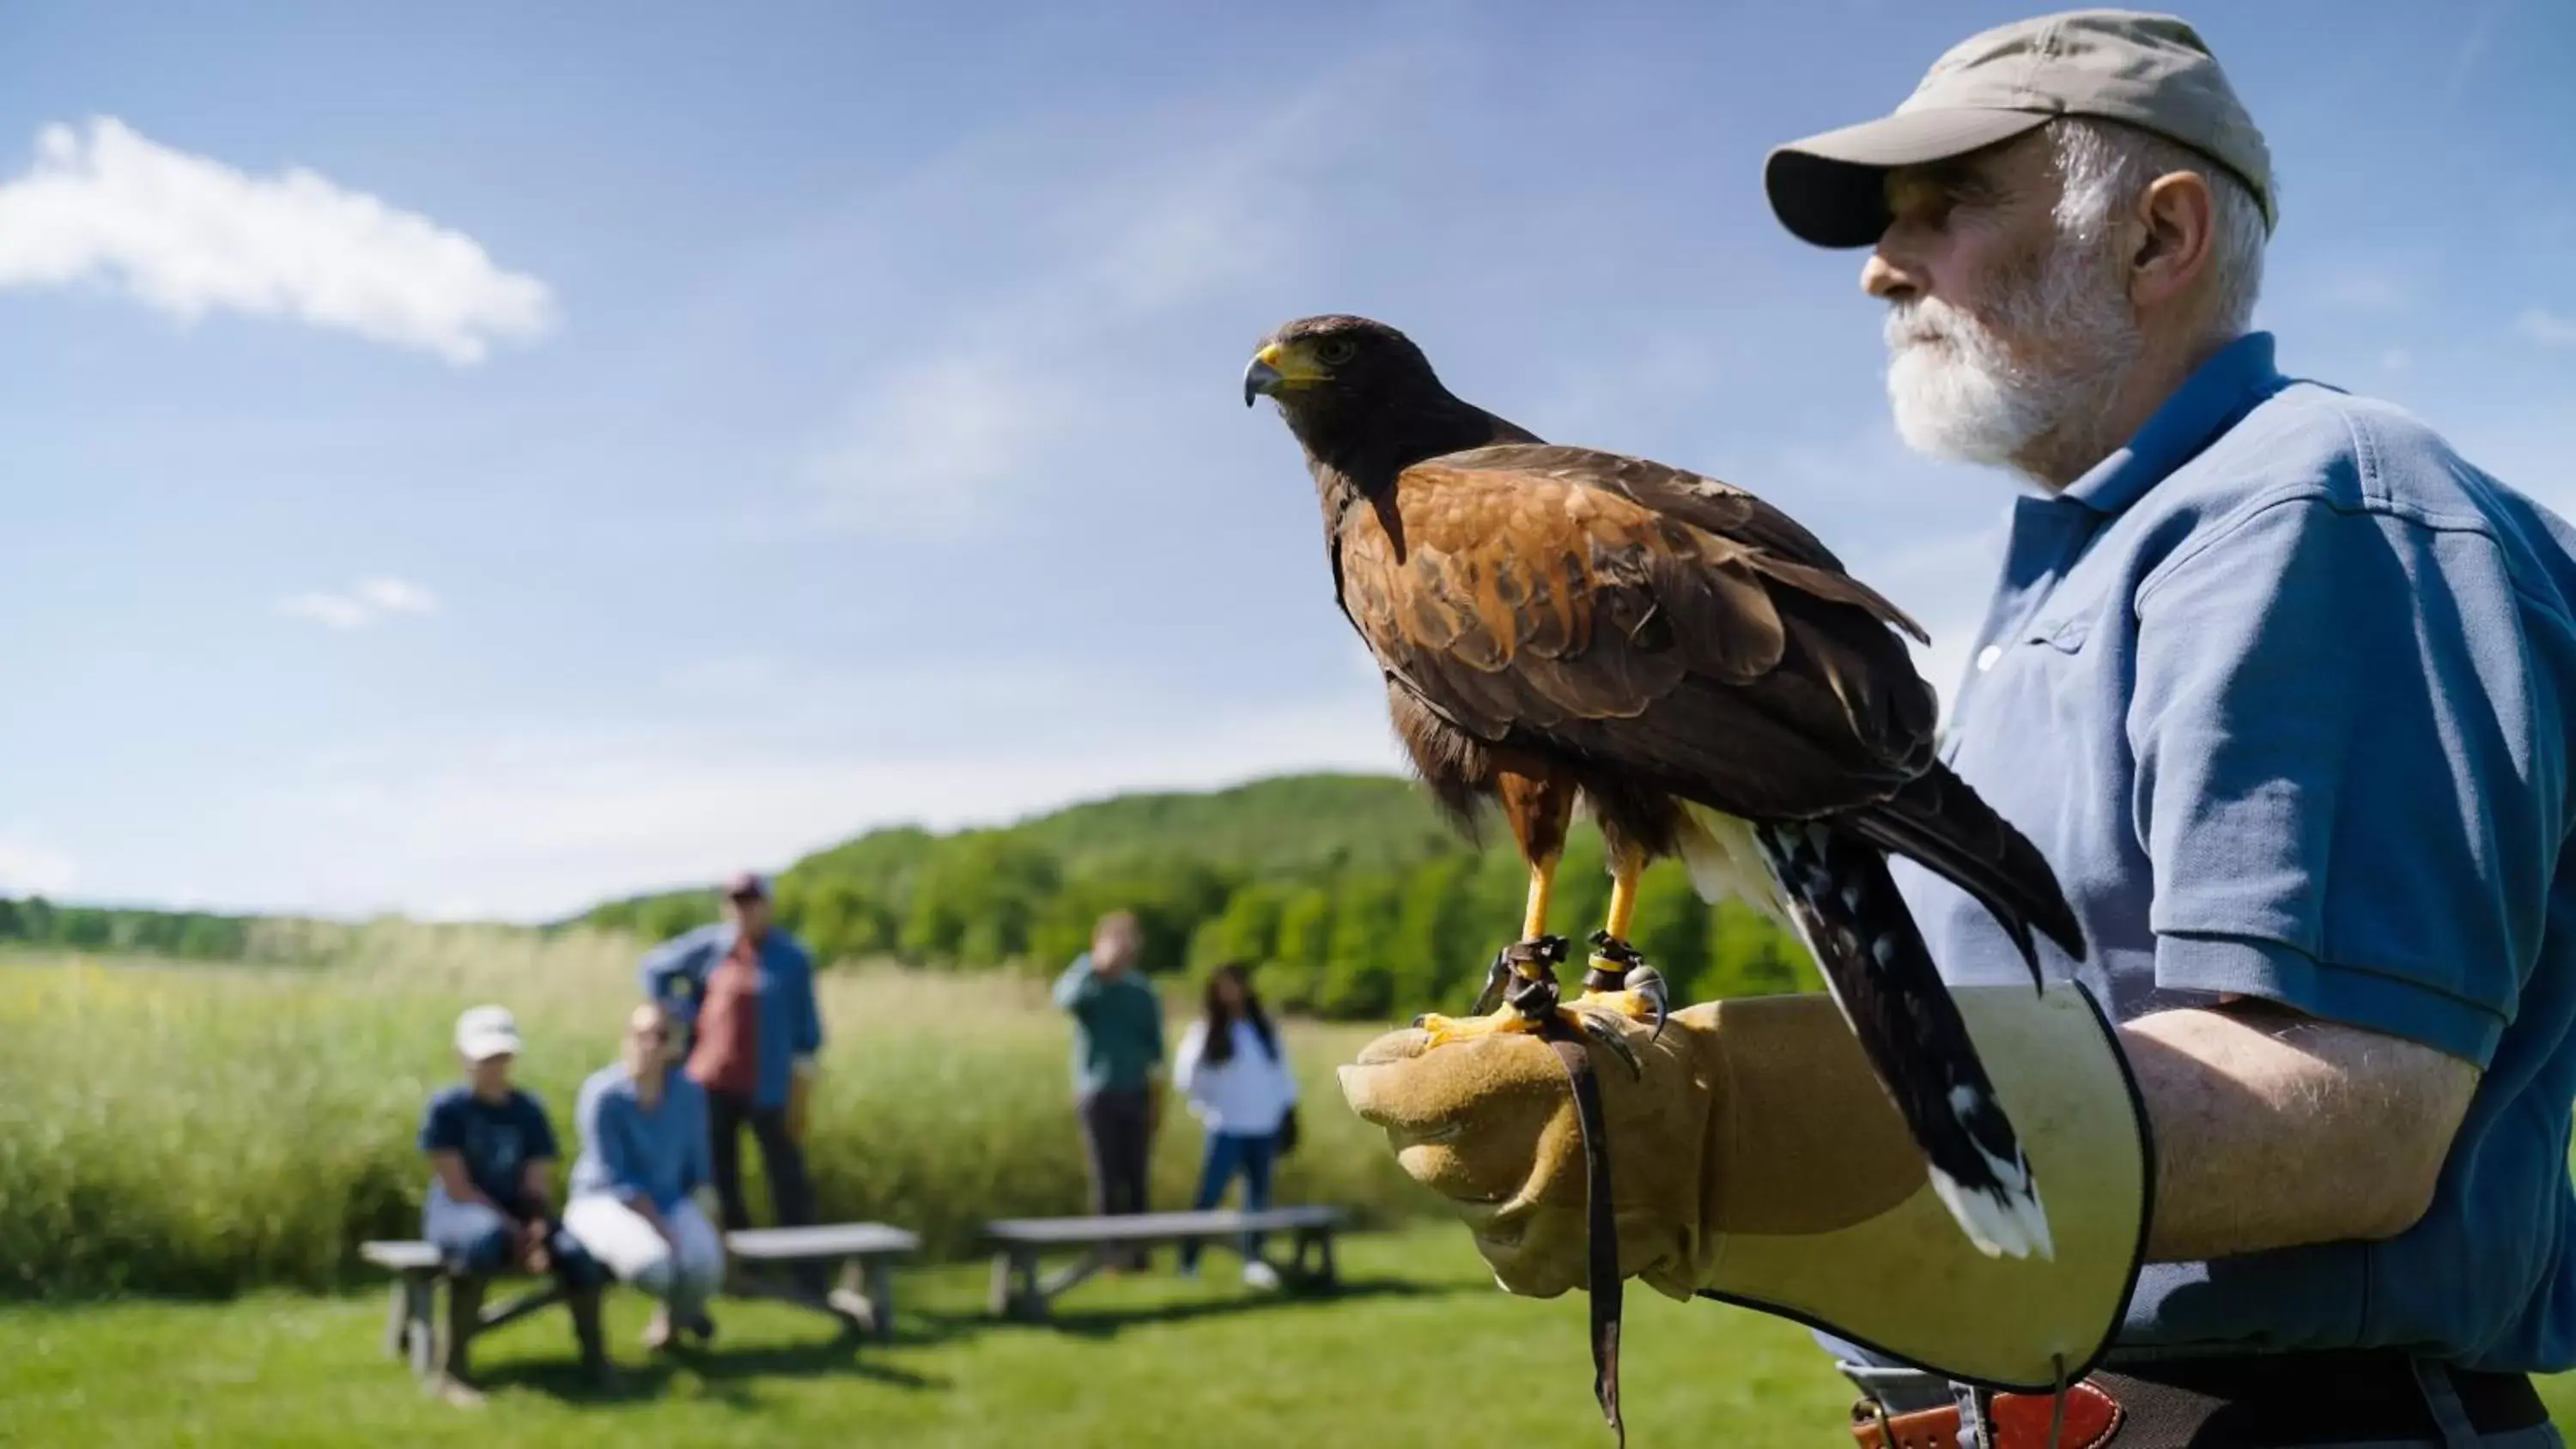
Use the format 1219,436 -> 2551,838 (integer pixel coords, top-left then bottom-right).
363,1240 -> 566,1382
982,1205 -> 1349,1321
364,1221 -> 919,1379
723,1222 -> 919,1340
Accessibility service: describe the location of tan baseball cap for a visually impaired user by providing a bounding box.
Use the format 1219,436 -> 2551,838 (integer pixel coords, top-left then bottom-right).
1765,9 -> 2275,248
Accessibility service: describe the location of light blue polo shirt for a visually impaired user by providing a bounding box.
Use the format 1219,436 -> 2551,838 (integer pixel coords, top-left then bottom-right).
1893,331 -> 2576,1373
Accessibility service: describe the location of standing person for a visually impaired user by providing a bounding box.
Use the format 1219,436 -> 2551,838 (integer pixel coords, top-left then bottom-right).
1052,909 -> 1165,1270
1171,962 -> 1299,1289
1342,12 -> 2576,1448
416,1004 -> 611,1404
566,1002 -> 726,1352
638,871 -> 823,1258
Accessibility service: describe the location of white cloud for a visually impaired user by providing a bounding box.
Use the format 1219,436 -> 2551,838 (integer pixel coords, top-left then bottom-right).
2515,309 -> 2576,349
0,826 -> 81,897
0,117 -> 553,364
276,576 -> 440,632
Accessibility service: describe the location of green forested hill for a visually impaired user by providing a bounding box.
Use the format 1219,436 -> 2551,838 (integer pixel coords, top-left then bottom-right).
580,771 -> 1819,1022
0,772 -> 1816,1024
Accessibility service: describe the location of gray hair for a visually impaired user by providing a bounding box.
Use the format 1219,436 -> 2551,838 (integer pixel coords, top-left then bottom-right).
2048,117 -> 2269,340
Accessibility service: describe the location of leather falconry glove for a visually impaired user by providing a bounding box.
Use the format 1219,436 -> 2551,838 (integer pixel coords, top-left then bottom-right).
1337,982 -> 2151,1435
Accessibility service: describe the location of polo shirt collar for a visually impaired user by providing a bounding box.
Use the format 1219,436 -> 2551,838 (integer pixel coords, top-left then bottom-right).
2060,330 -> 2286,517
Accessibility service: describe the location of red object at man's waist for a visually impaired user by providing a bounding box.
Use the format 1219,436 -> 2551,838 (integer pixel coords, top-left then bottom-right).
1848,1351 -> 2545,1449
686,945 -> 763,1098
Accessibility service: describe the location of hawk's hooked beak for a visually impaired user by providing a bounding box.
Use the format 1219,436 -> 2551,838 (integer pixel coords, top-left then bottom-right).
1242,341 -> 1327,406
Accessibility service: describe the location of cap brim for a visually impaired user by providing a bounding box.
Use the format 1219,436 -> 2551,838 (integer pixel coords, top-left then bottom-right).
1765,107 -> 2052,248
460,1033 -> 520,1061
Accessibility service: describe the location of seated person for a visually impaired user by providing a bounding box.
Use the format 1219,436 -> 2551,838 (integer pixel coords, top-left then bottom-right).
417,1004 -> 610,1402
567,1001 -> 726,1351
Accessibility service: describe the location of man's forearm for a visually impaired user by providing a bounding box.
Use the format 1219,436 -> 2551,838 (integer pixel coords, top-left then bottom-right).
2123,1002 -> 2477,1262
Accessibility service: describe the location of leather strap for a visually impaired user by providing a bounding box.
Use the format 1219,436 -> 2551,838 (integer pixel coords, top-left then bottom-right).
1543,1027 -> 1624,1448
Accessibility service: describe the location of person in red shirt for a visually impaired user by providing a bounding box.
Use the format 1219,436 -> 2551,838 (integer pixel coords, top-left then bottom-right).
639,873 -> 824,1283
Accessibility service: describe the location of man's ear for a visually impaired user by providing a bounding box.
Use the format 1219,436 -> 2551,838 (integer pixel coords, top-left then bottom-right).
2129,169 -> 2218,312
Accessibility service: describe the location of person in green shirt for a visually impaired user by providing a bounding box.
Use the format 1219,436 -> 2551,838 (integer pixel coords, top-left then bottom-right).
1052,910 -> 1166,1269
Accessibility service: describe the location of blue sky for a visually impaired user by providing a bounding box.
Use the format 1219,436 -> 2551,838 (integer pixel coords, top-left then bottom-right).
1,0 -> 2568,921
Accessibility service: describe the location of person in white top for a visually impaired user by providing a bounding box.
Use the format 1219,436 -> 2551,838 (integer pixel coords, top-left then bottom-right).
1170,962 -> 1301,1288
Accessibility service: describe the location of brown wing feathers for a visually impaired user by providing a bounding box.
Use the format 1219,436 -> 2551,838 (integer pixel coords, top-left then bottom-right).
1344,443 -> 2084,966
1343,456 -> 1927,815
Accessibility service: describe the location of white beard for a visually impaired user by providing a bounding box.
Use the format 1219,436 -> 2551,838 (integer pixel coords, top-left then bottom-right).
1883,238 -> 2142,474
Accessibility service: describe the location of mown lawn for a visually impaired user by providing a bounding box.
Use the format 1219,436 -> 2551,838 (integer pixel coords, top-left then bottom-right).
14,1222 -> 2576,1449
0,1223 -> 1859,1449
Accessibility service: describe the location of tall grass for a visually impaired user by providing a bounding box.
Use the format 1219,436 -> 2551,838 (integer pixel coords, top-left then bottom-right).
0,925 -> 1425,1301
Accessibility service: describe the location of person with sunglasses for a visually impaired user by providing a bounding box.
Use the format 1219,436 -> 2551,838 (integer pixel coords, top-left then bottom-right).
639,872 -> 825,1261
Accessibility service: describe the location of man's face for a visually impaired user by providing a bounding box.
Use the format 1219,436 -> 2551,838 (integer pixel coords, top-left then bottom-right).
1094,922 -> 1139,973
467,1052 -> 514,1095
1863,131 -> 2143,473
728,892 -> 772,939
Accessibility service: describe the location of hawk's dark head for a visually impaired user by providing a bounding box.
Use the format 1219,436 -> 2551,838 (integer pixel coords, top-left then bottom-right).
1243,314 -> 1493,484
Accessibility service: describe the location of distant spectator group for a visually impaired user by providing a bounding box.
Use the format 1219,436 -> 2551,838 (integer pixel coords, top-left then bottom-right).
1053,910 -> 1300,1286
413,871 -> 823,1406
415,886 -> 1294,1404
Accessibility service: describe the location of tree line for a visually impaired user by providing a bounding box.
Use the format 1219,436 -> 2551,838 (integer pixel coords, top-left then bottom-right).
584,817 -> 1823,1022
3,774 -> 1826,1022
0,898 -> 258,961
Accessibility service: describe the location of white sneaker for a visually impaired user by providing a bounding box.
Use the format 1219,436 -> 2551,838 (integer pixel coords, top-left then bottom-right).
1241,1259 -> 1281,1291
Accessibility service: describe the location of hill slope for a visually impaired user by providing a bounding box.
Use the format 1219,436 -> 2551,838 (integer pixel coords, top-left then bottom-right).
580,769 -> 1816,1020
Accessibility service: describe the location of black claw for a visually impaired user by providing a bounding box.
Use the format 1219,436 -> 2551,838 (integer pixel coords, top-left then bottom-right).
1625,964 -> 1668,1042
1467,954 -> 1513,1016
1575,1010 -> 1643,1079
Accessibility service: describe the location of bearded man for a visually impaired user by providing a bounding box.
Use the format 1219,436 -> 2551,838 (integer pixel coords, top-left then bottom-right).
1761,12 -> 2576,1445
1338,12 -> 2576,1449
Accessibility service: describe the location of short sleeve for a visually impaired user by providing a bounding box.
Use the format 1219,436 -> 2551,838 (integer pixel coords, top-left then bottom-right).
419,1093 -> 464,1155
2129,497 -> 2550,1066
519,1093 -> 560,1161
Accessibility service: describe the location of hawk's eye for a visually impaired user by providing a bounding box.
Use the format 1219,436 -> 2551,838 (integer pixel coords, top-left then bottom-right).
1316,338 -> 1358,366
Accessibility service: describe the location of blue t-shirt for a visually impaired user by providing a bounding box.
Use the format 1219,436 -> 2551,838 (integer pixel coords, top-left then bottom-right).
1888,331 -> 2576,1373
418,1084 -> 559,1211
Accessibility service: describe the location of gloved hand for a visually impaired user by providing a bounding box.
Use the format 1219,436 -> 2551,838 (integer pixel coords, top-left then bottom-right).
1336,983 -> 2150,1393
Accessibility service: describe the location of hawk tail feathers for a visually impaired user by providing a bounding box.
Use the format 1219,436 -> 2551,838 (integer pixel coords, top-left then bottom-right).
1850,766 -> 2087,979
1753,821 -> 2054,1262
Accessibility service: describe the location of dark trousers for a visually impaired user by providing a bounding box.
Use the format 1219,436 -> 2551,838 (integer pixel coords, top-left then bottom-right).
1078,1087 -> 1155,1267
708,1088 -> 820,1293
423,1193 -> 606,1291
707,1089 -> 816,1228
1178,1131 -> 1277,1271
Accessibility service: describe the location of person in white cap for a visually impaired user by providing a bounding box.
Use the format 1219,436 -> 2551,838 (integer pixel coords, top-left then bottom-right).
416,1003 -> 610,1404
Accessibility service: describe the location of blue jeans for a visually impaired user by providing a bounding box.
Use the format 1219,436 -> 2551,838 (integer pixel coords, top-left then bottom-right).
425,1193 -> 606,1290
1179,1131 -> 1277,1270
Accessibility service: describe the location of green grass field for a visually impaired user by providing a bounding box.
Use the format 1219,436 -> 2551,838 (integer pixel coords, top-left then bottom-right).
0,1222 -> 1860,1449
14,935 -> 2576,1447
12,1222 -> 2576,1448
